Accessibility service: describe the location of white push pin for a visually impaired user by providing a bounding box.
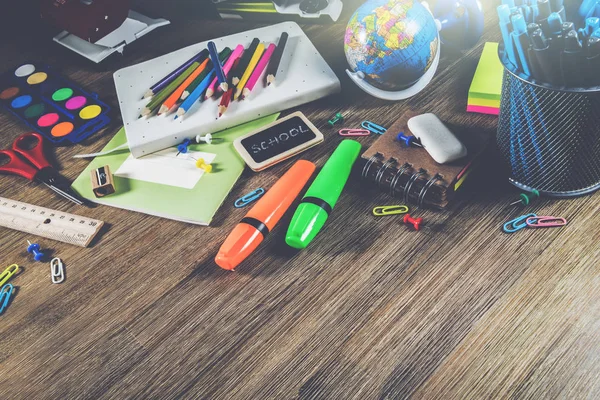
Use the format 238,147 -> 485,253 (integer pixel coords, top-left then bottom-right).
195,133 -> 224,145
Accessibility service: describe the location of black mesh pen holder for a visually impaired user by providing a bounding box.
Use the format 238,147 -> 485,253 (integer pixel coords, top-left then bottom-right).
497,48 -> 600,197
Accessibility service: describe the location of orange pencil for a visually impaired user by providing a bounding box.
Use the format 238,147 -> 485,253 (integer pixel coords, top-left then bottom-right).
215,160 -> 316,270
158,58 -> 210,115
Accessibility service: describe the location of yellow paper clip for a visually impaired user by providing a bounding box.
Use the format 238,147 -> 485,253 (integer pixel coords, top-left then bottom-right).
0,264 -> 19,286
373,205 -> 409,216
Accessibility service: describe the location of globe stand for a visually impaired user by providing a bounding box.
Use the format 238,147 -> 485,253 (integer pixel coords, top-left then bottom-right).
345,40 -> 441,101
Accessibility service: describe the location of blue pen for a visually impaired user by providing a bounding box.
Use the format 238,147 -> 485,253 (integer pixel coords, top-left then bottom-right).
498,5 -> 520,69
579,0 -> 597,20
537,0 -> 552,34
520,5 -> 533,22
546,12 -> 564,50
549,0 -> 565,19
207,41 -> 227,85
511,13 -> 532,76
584,17 -> 600,38
175,70 -> 216,120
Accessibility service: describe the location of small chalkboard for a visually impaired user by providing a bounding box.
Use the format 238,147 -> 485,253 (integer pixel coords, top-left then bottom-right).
234,111 -> 324,171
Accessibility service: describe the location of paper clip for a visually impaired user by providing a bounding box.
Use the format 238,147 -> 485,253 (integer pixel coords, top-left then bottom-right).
51,258 -> 65,284
234,188 -> 265,208
373,205 -> 409,216
0,264 -> 19,286
339,128 -> 371,136
503,213 -> 537,233
525,216 -> 567,228
0,283 -> 14,315
361,121 -> 387,135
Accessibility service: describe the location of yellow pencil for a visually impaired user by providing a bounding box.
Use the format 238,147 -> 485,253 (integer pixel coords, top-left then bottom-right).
234,43 -> 265,101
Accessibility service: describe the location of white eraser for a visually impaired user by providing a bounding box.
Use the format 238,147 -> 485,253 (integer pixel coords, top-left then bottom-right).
407,113 -> 467,164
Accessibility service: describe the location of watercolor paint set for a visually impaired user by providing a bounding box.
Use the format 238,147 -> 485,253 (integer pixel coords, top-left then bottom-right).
0,62 -> 111,144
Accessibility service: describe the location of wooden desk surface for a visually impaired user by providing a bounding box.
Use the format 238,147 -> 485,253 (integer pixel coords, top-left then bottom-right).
1,1 -> 599,399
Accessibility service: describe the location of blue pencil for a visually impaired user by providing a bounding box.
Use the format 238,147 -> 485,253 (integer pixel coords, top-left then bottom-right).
208,41 -> 227,86
175,70 -> 216,119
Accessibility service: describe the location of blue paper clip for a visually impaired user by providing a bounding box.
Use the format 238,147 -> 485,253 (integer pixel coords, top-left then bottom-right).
234,188 -> 265,208
503,213 -> 537,233
0,283 -> 14,315
361,121 -> 387,135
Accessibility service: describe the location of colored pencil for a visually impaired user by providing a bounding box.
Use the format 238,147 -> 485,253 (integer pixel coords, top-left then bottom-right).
208,41 -> 227,87
241,43 -> 276,100
143,49 -> 208,99
265,32 -> 289,86
181,47 -> 232,100
140,62 -> 200,118
231,38 -> 260,86
158,58 -> 210,115
234,43 -> 265,101
176,70 -> 216,120
205,45 -> 245,99
218,58 -> 241,117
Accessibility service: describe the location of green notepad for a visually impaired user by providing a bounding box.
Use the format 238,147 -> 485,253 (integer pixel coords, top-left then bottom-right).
468,42 -> 504,101
72,114 -> 279,225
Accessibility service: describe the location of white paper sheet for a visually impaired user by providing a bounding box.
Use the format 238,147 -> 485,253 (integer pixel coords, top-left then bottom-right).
115,148 -> 216,189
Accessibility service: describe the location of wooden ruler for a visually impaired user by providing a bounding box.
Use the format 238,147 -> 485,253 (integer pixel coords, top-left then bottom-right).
0,197 -> 104,247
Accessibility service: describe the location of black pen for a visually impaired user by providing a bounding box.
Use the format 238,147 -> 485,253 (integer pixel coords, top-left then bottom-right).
531,28 -> 563,85
587,36 -> 600,86
561,30 -> 585,87
528,22 -> 541,36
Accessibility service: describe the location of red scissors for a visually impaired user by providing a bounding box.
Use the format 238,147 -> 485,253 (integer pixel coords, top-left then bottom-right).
0,132 -> 85,205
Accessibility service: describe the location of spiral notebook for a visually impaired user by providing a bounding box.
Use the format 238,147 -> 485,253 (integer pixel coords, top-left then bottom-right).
359,112 -> 489,209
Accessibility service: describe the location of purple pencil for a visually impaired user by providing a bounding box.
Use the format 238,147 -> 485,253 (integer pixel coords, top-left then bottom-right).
142,49 -> 209,99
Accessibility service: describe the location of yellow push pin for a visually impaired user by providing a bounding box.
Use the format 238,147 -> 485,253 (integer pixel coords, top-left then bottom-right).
195,158 -> 212,173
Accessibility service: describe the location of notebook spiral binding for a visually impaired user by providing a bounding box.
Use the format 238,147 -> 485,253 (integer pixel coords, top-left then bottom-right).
361,152 -> 446,209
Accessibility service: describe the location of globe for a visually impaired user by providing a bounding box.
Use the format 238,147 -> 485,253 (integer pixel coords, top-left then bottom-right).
344,0 -> 440,92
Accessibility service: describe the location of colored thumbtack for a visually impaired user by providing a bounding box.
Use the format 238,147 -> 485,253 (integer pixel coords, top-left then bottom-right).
0,283 -> 14,315
27,240 -> 46,262
403,214 -> 423,230
195,133 -> 224,145
510,189 -> 540,206
328,112 -> 344,127
195,158 -> 212,173
503,213 -> 537,233
177,138 -> 192,156
0,264 -> 19,286
339,128 -> 370,136
372,205 -> 409,216
234,188 -> 265,208
361,120 -> 387,135
397,132 -> 423,148
50,258 -> 65,284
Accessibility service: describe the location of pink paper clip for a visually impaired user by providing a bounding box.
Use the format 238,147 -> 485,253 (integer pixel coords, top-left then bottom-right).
339,128 -> 371,137
525,216 -> 567,228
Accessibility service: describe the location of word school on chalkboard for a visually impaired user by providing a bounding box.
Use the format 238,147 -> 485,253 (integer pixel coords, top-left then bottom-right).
234,111 -> 324,171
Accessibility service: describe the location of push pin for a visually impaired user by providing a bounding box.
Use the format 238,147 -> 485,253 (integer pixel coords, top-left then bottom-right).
510,189 -> 540,206
195,158 -> 213,173
176,139 -> 192,156
328,112 -> 344,127
26,240 -> 46,262
403,214 -> 423,231
397,132 -> 423,148
195,133 -> 224,145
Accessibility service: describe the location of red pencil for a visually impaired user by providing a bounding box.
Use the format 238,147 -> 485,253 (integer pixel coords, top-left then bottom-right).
218,89 -> 233,117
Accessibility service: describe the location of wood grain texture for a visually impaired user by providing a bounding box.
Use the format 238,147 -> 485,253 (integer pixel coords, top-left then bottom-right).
1,0 -> 599,398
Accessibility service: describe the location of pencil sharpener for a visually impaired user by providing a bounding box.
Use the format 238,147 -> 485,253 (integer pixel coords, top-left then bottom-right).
91,165 -> 116,198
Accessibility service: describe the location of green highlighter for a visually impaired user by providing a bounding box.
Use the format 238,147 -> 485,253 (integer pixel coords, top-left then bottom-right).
285,140 -> 362,249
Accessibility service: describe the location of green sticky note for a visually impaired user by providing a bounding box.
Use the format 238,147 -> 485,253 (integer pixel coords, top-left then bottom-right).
468,42 -> 504,101
71,114 -> 279,226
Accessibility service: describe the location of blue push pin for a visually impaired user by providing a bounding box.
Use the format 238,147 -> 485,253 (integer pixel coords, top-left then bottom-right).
27,240 -> 45,262
397,132 -> 423,148
176,139 -> 192,156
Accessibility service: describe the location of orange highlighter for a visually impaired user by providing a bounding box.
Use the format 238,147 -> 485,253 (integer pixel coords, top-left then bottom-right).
215,159 -> 316,270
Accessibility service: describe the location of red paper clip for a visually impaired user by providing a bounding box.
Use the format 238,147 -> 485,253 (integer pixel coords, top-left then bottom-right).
525,216 -> 567,228
339,128 -> 371,136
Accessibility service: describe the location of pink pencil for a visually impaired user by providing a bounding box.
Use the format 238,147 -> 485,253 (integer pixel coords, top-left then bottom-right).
240,43 -> 276,100
205,45 -> 244,99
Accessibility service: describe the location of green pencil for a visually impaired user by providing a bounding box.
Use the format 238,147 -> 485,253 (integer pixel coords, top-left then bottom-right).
140,62 -> 200,118
181,47 -> 232,100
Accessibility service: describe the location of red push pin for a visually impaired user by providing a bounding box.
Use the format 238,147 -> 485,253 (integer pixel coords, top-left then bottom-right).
403,214 -> 423,231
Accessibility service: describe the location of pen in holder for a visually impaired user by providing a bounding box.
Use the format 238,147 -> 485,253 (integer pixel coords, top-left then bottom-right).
497,46 -> 600,197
